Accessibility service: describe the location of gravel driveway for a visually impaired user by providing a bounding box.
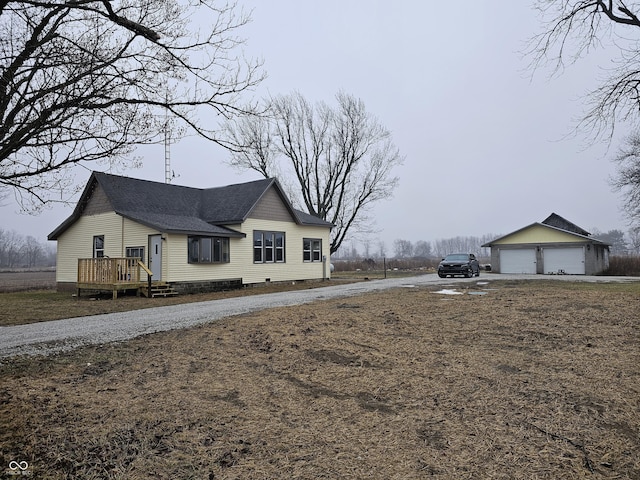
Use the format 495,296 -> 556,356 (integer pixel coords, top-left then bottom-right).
1,273 -> 637,360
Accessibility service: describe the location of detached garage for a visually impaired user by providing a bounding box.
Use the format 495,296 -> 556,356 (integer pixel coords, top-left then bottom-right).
482,213 -> 610,275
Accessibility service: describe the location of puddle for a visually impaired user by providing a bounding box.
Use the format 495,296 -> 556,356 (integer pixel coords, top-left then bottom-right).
400,284 -> 416,288
468,291 -> 488,295
476,282 -> 490,286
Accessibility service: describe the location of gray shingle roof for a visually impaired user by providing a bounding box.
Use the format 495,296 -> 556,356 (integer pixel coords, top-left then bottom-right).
542,213 -> 591,237
49,172 -> 332,239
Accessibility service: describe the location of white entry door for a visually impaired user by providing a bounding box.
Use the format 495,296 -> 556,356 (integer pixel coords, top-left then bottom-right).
149,235 -> 162,280
499,249 -> 537,274
543,247 -> 585,275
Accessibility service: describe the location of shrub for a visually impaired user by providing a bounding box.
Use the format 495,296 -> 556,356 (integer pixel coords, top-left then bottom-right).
604,256 -> 640,276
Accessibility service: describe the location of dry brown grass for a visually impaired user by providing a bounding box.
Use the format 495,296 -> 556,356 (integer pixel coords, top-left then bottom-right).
0,281 -> 639,479
0,278 -> 359,326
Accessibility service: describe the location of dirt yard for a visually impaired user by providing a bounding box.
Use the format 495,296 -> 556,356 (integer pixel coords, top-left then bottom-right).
0,280 -> 638,479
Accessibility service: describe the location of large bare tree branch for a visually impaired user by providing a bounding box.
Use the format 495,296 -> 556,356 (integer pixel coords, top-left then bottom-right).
528,1 -> 640,140
529,2 -> 640,226
0,0 -> 265,209
611,131 -> 640,222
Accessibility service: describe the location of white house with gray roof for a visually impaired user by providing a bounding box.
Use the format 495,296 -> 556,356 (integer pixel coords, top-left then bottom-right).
48,172 -> 333,296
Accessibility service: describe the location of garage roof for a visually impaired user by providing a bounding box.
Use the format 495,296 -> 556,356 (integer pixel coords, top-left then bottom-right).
481,214 -> 610,247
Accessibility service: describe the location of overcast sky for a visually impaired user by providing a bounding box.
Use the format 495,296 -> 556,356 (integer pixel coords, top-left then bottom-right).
0,1 -> 632,250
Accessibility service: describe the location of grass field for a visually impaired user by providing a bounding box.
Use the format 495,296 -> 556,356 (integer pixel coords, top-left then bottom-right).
0,280 -> 638,479
0,275 -> 361,327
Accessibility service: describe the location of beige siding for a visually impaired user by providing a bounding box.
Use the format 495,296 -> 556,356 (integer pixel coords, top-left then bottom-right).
56,212 -> 159,283
56,212 -> 122,282
236,218 -> 331,284
250,188 -> 294,222
120,218 -> 159,281
163,232 -> 241,283
163,218 -> 331,284
492,224 -> 589,245
83,183 -> 112,215
55,197 -> 331,286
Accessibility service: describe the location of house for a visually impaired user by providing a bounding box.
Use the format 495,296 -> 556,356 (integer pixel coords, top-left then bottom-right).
481,213 -> 610,275
48,172 -> 333,296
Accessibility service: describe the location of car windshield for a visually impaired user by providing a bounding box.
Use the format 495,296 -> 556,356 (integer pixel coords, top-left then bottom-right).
444,254 -> 469,261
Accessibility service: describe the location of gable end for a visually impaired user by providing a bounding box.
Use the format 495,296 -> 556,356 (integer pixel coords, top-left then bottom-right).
82,183 -> 113,216
249,187 -> 296,222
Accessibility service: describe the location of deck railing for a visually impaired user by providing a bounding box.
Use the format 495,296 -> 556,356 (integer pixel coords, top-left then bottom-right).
78,257 -> 149,285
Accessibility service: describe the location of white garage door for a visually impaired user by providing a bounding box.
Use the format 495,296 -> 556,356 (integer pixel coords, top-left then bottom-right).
543,247 -> 585,275
500,249 -> 537,274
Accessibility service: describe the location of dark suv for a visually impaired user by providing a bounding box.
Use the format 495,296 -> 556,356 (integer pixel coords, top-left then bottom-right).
437,253 -> 480,278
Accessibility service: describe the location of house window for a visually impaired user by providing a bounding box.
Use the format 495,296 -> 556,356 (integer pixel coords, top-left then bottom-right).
303,238 -> 322,262
93,235 -> 104,258
254,231 -> 285,263
188,236 -> 230,263
126,246 -> 145,260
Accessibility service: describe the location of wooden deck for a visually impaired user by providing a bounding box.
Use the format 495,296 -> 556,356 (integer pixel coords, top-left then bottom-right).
77,257 -> 157,299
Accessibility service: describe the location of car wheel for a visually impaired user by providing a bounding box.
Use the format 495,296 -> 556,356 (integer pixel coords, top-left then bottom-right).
476,268 -> 480,277
465,269 -> 473,278
438,272 -> 446,278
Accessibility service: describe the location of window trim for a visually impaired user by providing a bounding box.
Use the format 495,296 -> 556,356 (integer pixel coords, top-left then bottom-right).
126,246 -> 145,261
188,236 -> 230,264
93,235 -> 104,258
254,231 -> 286,264
303,238 -> 322,262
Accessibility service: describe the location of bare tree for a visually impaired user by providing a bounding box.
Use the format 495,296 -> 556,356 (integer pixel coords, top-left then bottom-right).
612,132 -> 640,223
1,0 -> 264,208
361,238 -> 372,259
528,1 -> 640,140
22,235 -> 43,267
0,228 -> 22,267
413,240 -> 432,258
225,91 -> 403,254
393,239 -> 413,258
432,235 -> 488,259
628,227 -> 640,253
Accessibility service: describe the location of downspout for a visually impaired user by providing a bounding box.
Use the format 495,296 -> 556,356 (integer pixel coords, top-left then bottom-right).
163,233 -> 168,281
121,216 -> 125,256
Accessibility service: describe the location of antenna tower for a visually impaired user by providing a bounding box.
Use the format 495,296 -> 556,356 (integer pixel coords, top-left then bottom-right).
164,98 -> 172,183
164,123 -> 171,184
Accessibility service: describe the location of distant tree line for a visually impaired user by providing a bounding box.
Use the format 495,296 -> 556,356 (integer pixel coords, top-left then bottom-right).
333,234 -> 499,261
333,229 -> 640,260
590,229 -> 640,255
0,229 -> 55,269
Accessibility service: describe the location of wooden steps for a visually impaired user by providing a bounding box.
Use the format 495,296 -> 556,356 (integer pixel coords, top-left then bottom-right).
139,282 -> 179,298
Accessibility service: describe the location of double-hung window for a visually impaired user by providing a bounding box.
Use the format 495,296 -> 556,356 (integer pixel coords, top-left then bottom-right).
188,236 -> 230,263
254,231 -> 285,263
303,238 -> 322,262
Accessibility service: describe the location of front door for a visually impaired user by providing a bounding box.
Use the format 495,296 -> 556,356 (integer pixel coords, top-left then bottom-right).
149,235 -> 162,280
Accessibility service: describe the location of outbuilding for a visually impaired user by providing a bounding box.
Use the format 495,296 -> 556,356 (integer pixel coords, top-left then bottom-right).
481,213 -> 610,275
